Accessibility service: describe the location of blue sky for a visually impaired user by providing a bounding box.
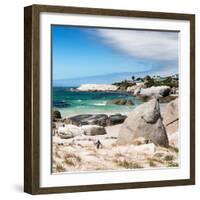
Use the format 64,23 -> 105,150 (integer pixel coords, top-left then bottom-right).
52,25 -> 179,86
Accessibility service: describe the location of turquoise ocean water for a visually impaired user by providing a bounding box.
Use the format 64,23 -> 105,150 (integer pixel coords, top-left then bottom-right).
53,87 -> 144,117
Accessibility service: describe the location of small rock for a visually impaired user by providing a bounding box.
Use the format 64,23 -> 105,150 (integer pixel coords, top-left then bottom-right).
58,125 -> 84,139
53,110 -> 61,120
107,99 -> 134,106
81,125 -> 107,136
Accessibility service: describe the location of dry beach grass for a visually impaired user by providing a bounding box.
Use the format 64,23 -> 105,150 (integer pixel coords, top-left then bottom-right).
52,122 -> 179,173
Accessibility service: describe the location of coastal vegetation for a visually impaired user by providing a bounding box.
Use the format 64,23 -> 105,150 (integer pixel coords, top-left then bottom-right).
112,74 -> 178,90
144,75 -> 179,88
112,80 -> 136,90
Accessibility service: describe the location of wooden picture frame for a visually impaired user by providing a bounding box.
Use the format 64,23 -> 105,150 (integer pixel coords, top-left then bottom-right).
24,4 -> 195,194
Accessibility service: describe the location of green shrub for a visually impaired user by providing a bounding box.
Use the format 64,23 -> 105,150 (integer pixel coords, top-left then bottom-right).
113,80 -> 136,90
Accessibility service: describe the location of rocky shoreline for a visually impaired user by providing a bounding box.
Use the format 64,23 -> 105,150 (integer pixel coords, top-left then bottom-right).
52,96 -> 179,173
67,83 -> 178,103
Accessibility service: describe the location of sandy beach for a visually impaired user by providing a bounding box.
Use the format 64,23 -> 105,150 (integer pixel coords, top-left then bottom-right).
52,100 -> 179,173
52,82 -> 179,173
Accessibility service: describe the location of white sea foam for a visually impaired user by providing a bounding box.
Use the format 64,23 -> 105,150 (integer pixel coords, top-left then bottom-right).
93,102 -> 107,106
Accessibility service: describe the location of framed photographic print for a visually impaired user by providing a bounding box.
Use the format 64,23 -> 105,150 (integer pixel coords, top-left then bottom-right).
24,4 -> 195,194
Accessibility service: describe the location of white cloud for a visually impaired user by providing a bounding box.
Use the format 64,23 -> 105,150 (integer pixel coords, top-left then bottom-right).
96,29 -> 179,62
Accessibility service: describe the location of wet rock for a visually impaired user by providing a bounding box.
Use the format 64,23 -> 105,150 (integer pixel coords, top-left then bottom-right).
107,114 -> 127,126
107,99 -> 134,106
65,113 -> 128,127
65,114 -> 109,127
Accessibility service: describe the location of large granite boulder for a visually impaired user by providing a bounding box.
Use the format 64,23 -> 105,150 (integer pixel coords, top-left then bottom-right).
127,85 -> 138,93
136,94 -> 152,102
107,114 -> 127,126
81,125 -> 107,136
77,84 -> 118,92
134,87 -> 141,96
65,114 -> 109,127
127,83 -> 145,93
57,125 -> 84,139
107,99 -> 134,106
162,98 -> 179,135
65,113 -> 127,127
117,98 -> 169,147
168,131 -> 178,148
139,86 -> 171,97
